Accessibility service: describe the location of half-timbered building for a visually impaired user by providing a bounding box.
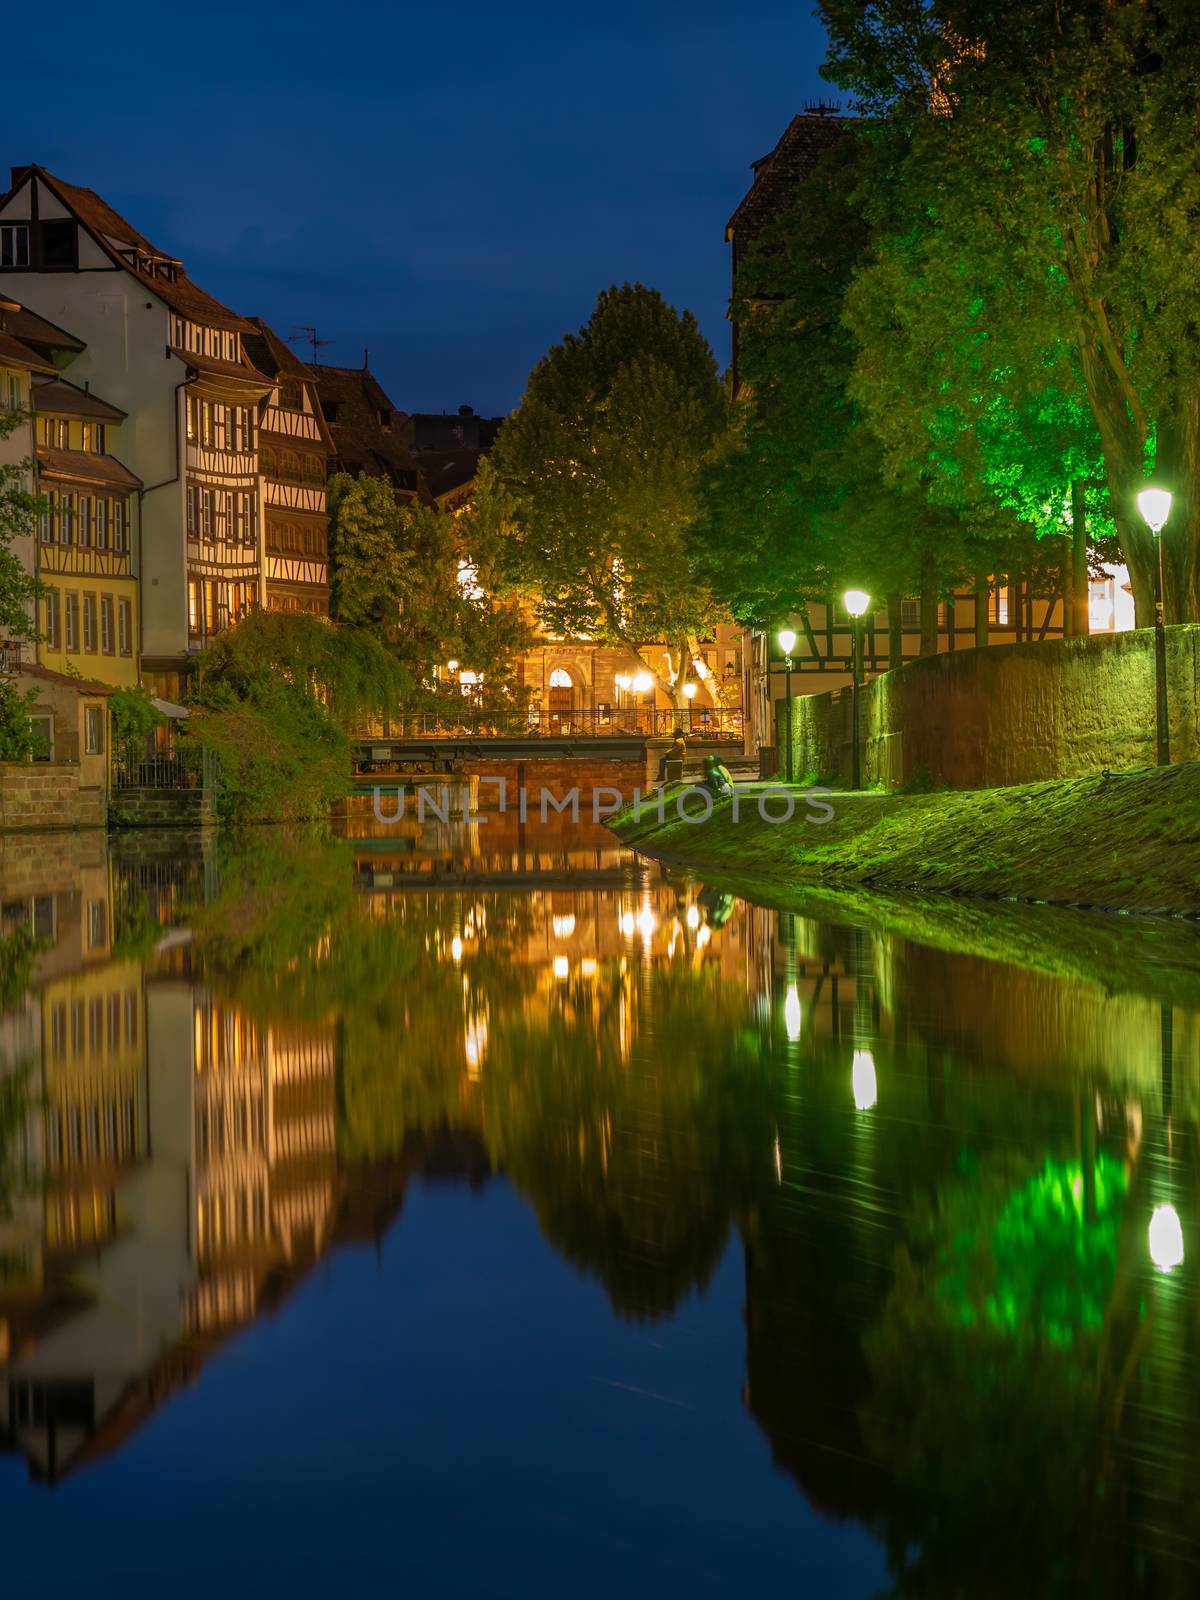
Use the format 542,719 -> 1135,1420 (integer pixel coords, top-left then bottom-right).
32,375 -> 141,685
243,320 -> 332,616
0,165 -> 272,698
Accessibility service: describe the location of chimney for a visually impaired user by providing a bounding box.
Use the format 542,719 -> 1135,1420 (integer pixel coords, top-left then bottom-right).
458,404 -> 474,417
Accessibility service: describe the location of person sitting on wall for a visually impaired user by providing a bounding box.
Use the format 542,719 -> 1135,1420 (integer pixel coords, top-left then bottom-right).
657,727 -> 687,782
702,755 -> 734,799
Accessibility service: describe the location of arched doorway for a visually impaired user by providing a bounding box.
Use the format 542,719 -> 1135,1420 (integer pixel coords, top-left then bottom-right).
547,667 -> 574,732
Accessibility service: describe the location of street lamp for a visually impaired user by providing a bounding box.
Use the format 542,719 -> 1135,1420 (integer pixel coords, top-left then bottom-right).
778,627 -> 797,782
842,589 -> 872,791
1137,486 -> 1172,765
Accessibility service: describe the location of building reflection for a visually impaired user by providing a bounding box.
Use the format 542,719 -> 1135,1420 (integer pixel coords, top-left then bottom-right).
0,829 -> 1199,1592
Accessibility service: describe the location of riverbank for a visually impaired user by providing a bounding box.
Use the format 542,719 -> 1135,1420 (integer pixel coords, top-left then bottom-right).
614,761 -> 1200,919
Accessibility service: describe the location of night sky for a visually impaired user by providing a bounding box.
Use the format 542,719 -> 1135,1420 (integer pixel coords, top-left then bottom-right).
6,1 -> 832,417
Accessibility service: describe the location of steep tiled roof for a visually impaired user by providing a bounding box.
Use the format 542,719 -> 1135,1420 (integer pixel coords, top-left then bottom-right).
0,328 -> 53,372
36,445 -> 142,490
0,298 -> 84,356
402,406 -> 503,504
726,112 -> 855,270
31,376 -> 126,420
167,346 -> 273,390
308,363 -> 420,494
243,317 -> 314,383
7,166 -> 254,333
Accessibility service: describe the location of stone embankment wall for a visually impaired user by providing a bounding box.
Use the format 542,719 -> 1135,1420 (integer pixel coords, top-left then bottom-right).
108,788 -> 214,828
779,626 -> 1200,789
0,764 -> 106,830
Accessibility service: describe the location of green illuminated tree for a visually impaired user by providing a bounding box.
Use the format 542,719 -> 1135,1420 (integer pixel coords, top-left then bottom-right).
480,283 -> 730,705
819,0 -> 1200,621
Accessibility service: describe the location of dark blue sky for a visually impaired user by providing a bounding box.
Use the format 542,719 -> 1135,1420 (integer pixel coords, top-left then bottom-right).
8,1 -> 833,416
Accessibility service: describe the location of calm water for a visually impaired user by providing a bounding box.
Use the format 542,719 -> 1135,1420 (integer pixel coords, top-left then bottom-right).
0,811 -> 1198,1597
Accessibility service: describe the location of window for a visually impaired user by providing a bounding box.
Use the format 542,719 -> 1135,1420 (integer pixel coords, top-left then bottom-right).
186,484 -> 198,536
118,598 -> 132,655
100,596 -> 114,654
113,498 -> 128,552
212,405 -> 226,450
39,491 -> 55,543
279,379 -> 303,412
77,496 -> 92,548
65,592 -> 79,652
4,369 -> 20,410
30,714 -> 52,761
186,394 -> 198,441
39,219 -> 76,269
43,590 -> 60,650
223,490 -> 234,540
280,449 -> 300,482
83,593 -> 97,652
84,704 -> 104,755
900,598 -> 920,630
0,223 -> 29,268
41,415 -> 69,448
259,443 -> 276,477
240,493 -> 254,545
188,579 -> 200,637
991,586 -> 1010,626
58,491 -> 75,545
201,490 -> 214,540
95,497 -> 109,549
200,400 -> 211,447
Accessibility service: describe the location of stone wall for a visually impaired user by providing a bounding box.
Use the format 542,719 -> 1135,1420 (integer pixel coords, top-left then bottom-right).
108,788 -> 214,829
778,626 -> 1200,790
0,764 -> 105,831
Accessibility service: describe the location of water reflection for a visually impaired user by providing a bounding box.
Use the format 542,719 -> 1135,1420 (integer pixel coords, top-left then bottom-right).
0,824 -> 1197,1593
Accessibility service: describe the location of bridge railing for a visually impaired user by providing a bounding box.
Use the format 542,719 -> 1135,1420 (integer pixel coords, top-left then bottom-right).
358,708 -> 745,741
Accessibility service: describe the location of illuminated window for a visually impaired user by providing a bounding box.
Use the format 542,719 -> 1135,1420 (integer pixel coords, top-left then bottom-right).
548,668 -> 572,688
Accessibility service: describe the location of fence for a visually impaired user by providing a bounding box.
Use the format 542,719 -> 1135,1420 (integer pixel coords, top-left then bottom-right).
112,742 -> 217,791
361,707 -> 745,741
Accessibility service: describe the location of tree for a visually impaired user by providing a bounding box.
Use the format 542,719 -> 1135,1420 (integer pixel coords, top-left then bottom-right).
819,0 -> 1200,621
480,283 -> 730,706
0,405 -> 43,643
699,126 -> 1048,660
327,473 -> 532,709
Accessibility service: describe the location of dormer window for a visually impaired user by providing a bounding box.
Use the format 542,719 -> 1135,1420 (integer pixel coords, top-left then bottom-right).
378,409 -> 391,429
322,400 -> 339,422
40,416 -> 69,449
39,220 -> 77,270
280,380 -> 303,412
0,224 -> 29,269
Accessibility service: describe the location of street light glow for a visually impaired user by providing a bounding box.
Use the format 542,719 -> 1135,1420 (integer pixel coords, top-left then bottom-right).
682,681 -> 698,699
784,983 -> 802,1041
852,1048 -> 877,1110
631,671 -> 653,693
1149,1202 -> 1184,1272
843,588 -> 872,619
778,627 -> 797,657
1137,487 -> 1172,535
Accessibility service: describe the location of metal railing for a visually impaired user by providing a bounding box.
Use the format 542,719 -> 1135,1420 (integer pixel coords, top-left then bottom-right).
113,743 -> 215,791
359,707 -> 745,741
0,641 -> 23,675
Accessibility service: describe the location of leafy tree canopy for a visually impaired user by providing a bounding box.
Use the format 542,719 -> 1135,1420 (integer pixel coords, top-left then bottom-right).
479,283 -> 731,703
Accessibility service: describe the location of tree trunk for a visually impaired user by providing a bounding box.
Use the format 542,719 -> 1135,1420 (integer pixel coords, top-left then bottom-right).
974,570 -> 989,648
1070,479 -> 1090,636
886,591 -> 903,670
919,562 -> 938,658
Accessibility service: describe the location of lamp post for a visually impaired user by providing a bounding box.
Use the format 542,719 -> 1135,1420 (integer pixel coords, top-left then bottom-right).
1136,487 -> 1172,766
778,628 -> 797,782
843,589 -> 871,790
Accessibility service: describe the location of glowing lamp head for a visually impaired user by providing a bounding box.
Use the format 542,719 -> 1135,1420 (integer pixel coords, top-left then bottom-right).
615,674 -> 632,692
1137,487 -> 1172,535
1149,1202 -> 1184,1273
446,658 -> 459,673
843,588 -> 872,619
682,681 -> 698,699
632,671 -> 653,694
777,628 -> 798,658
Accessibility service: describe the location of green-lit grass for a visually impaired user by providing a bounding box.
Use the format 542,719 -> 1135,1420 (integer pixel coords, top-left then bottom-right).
614,762 -> 1200,918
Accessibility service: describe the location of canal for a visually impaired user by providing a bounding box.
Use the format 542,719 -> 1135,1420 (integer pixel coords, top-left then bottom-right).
0,816 -> 1197,1596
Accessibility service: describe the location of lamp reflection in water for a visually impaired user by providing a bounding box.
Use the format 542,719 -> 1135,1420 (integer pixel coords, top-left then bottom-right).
1149,1203 -> 1184,1273
637,907 -> 657,941
783,983 -> 802,1042
686,904 -> 700,930
852,1048 -> 877,1111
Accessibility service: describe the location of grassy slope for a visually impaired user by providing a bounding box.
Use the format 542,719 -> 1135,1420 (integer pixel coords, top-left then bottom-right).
613,763 -> 1200,1005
